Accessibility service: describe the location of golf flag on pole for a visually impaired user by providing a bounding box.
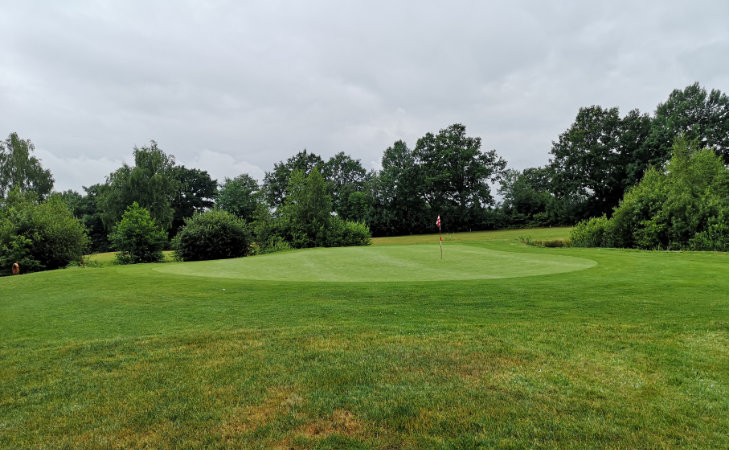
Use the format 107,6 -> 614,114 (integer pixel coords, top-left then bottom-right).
436,215 -> 442,259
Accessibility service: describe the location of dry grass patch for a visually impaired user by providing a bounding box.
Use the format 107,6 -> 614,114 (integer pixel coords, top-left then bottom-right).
297,409 -> 365,438
217,386 -> 304,438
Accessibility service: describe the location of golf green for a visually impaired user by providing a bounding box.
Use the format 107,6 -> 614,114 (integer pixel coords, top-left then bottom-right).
155,243 -> 597,282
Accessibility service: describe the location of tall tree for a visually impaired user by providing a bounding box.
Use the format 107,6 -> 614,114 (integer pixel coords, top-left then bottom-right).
618,109 -> 654,189
647,82 -> 729,164
99,141 -> 177,232
80,184 -> 111,252
413,124 -> 506,230
279,169 -> 332,248
321,152 -> 369,220
549,106 -> 669,220
549,106 -> 632,219
499,167 -> 554,226
0,132 -> 54,199
217,174 -> 262,222
170,166 -> 217,234
370,140 -> 429,235
263,150 -> 324,207
572,137 -> 728,251
58,186 -> 110,252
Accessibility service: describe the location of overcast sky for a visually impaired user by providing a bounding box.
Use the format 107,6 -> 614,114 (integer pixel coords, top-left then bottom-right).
1,1 -> 727,192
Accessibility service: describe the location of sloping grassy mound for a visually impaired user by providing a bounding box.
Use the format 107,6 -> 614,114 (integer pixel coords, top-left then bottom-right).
155,243 -> 596,282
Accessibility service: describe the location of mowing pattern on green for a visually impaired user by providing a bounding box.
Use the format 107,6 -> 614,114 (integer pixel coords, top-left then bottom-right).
154,243 -> 596,282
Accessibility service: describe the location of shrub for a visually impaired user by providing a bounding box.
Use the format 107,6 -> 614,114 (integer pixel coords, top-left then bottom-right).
518,236 -> 569,248
687,212 -> 729,251
276,170 -> 372,249
172,209 -> 249,261
571,140 -> 728,250
0,191 -> 89,275
570,215 -> 609,247
340,220 -> 371,246
325,216 -> 371,247
109,202 -> 167,264
542,239 -> 569,248
253,235 -> 293,255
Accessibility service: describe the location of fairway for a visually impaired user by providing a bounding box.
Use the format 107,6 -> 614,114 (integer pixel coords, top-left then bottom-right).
155,243 -> 597,282
1,228 -> 727,448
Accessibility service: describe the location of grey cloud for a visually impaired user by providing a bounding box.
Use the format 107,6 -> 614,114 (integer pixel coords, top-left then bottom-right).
0,1 -> 726,192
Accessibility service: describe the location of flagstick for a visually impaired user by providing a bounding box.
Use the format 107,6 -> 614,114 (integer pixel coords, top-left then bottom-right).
439,224 -> 443,260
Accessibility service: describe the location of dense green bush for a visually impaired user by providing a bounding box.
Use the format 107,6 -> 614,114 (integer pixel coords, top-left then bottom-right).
109,202 -> 167,264
279,169 -> 331,248
172,209 -> 249,261
571,139 -> 728,251
275,169 -> 371,249
569,215 -> 609,248
0,190 -> 89,275
325,216 -> 371,247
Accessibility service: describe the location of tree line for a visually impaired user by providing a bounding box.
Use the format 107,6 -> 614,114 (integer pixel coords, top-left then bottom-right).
0,82 -> 727,273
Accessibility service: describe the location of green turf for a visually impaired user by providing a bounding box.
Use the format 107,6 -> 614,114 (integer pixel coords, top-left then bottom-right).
85,250 -> 175,267
0,228 -> 727,448
155,243 -> 596,282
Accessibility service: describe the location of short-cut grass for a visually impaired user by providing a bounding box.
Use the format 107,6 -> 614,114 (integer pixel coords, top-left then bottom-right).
156,243 -> 595,282
85,250 -> 175,267
0,228 -> 727,448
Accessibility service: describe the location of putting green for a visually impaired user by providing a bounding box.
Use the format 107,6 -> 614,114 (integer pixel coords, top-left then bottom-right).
154,243 -> 596,282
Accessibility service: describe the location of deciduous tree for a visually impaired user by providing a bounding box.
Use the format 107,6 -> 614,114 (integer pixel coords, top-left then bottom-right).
647,82 -> 729,164
0,133 -> 54,199
414,124 -> 506,230
170,166 -> 217,233
279,169 -> 331,248
263,150 -> 324,207
109,202 -> 167,264
217,174 -> 261,222
321,152 -> 369,219
99,141 -> 177,232
370,140 -> 429,235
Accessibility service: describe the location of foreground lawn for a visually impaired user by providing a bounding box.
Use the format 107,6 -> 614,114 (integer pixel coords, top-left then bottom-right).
0,228 -> 727,448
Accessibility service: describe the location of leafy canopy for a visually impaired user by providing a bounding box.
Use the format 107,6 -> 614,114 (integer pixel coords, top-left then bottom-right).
0,132 -> 54,200
0,189 -> 89,275
100,141 -> 177,232
109,202 -> 167,264
217,174 -> 261,222
172,209 -> 250,261
571,137 -> 728,251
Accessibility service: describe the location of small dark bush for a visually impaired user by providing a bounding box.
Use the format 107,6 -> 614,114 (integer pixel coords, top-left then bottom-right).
518,236 -> 569,248
542,239 -> 569,248
173,209 -> 249,261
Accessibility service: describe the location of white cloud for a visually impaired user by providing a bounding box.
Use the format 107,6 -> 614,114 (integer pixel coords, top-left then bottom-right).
182,150 -> 265,185
34,150 -> 123,193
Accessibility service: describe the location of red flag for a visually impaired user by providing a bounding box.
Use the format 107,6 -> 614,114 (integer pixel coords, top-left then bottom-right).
436,215 -> 441,228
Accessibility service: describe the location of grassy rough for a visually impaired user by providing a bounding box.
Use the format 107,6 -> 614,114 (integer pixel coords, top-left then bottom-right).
1,227 -> 727,448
